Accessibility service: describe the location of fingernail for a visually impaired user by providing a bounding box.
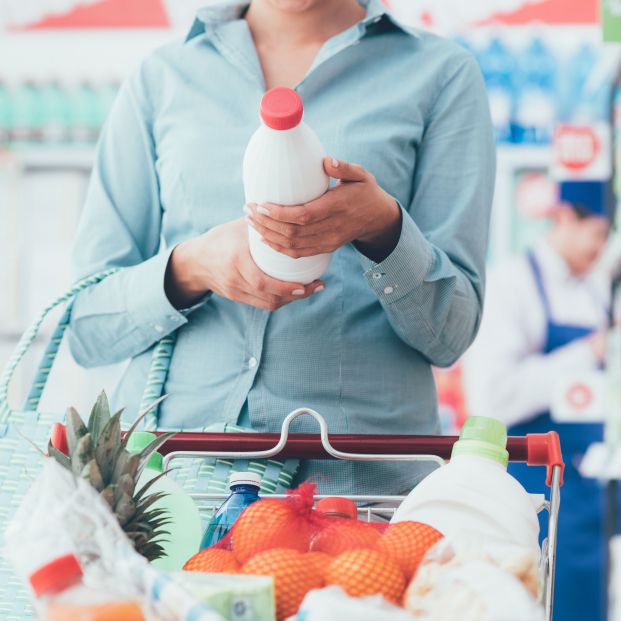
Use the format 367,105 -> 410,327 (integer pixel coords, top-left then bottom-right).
331,157 -> 339,168
257,206 -> 270,216
314,285 -> 325,293
245,215 -> 255,228
242,205 -> 252,215
292,289 -> 305,295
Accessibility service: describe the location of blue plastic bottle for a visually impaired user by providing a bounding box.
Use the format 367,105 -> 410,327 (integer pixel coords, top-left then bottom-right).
477,38 -> 515,143
200,472 -> 261,550
514,38 -> 557,144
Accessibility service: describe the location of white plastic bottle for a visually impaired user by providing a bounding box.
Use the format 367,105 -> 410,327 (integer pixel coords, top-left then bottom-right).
127,432 -> 202,571
392,417 -> 541,554
243,87 -> 330,284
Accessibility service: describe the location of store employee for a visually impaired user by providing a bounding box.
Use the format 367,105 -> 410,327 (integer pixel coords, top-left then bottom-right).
68,0 -> 494,495
464,180 -> 612,621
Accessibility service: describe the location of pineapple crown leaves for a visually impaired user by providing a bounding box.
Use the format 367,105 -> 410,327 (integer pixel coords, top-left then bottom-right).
48,391 -> 177,562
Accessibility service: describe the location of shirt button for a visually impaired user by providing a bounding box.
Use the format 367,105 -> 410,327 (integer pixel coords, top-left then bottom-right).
248,356 -> 258,369
372,272 -> 382,280
154,324 -> 164,333
384,286 -> 394,295
168,315 -> 179,322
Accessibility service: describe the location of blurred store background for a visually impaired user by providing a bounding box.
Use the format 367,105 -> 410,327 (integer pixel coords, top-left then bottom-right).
0,0 -> 618,415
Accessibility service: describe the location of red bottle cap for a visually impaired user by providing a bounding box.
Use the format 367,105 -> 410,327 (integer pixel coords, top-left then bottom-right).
316,497 -> 358,519
29,554 -> 83,597
260,87 -> 303,131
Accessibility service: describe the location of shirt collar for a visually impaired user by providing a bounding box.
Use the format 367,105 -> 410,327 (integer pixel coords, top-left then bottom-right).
185,0 -> 418,43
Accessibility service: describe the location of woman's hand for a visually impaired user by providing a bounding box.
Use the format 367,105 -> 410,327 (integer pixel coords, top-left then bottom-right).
165,218 -> 324,311
244,157 -> 403,263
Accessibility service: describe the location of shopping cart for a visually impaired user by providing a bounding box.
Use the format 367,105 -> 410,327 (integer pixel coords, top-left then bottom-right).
157,407 -> 564,621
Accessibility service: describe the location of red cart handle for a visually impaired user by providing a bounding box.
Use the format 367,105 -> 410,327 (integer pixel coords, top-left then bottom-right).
525,431 -> 565,487
50,425 -> 564,487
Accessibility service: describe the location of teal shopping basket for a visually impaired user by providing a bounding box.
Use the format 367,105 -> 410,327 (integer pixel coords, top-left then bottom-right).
0,270 -> 299,620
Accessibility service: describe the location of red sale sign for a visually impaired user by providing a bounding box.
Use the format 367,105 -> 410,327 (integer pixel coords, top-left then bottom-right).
552,123 -> 612,180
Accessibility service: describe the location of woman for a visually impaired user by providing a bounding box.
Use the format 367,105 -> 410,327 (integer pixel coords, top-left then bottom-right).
68,0 -> 495,495
464,180 -> 612,621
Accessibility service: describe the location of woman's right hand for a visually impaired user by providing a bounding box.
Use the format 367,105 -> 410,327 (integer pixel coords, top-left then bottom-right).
165,217 -> 324,311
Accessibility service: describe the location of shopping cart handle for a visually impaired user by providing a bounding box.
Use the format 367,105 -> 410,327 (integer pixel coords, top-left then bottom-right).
48,424 -> 564,487
525,431 -> 565,487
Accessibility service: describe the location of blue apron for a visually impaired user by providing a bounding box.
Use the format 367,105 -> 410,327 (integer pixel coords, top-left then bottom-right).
509,251 -> 605,621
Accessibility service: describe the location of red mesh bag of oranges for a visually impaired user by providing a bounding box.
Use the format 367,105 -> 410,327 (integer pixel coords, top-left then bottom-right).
184,482 -> 443,621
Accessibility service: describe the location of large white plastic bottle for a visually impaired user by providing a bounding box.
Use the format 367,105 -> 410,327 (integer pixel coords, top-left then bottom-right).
392,417 -> 541,554
127,432 -> 202,571
243,87 -> 330,284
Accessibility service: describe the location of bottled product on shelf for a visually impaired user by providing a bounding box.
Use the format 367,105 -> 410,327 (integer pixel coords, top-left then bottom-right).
558,43 -> 598,123
392,416 -> 541,553
29,554 -> 145,621
200,471 -> 262,550
513,38 -> 556,145
0,78 -> 120,146
126,431 -> 202,571
478,37 -> 515,144
243,86 -> 331,284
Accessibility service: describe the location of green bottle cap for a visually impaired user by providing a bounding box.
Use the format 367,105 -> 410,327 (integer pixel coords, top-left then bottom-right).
125,431 -> 163,472
451,416 -> 509,468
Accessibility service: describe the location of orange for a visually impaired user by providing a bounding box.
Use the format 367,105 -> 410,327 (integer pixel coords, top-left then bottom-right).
325,549 -> 406,604
310,520 -> 381,556
305,552 -> 333,582
231,499 -> 311,563
242,548 -> 323,621
376,521 -> 443,580
183,548 -> 239,573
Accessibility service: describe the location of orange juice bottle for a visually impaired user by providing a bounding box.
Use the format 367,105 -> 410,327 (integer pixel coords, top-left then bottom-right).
29,554 -> 145,621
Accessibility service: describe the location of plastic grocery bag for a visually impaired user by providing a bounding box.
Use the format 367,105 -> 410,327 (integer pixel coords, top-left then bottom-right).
3,458 -> 225,621
403,536 -> 544,621
293,586 -> 414,621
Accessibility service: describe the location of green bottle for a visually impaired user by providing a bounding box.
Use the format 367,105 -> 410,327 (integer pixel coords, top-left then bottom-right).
127,432 -> 203,571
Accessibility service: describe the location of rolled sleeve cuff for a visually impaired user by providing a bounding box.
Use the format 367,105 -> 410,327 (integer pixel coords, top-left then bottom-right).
358,205 -> 434,303
125,247 -> 207,340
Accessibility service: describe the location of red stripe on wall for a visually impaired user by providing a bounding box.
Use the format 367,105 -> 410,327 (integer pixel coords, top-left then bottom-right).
16,0 -> 170,30
481,0 -> 598,25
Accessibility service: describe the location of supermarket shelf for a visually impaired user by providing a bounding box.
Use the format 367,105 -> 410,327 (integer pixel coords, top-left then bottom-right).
2,146 -> 95,172
496,144 -> 553,168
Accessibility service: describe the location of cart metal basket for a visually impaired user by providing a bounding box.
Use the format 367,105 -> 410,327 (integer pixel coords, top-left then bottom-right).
158,408 -> 564,621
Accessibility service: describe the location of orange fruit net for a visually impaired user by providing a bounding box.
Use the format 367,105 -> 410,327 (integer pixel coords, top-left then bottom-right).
229,484 -> 315,564
183,548 -> 240,573
376,521 -> 443,580
242,548 -> 323,621
325,549 -> 406,604
310,520 -> 381,556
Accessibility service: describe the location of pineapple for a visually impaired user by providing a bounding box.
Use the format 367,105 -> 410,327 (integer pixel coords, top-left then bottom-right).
48,391 -> 175,561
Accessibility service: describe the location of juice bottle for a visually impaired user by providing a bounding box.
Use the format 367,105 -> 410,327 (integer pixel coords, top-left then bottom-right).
30,554 -> 145,621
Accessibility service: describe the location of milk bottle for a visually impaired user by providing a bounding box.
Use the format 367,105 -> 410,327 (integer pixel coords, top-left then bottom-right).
243,87 -> 330,284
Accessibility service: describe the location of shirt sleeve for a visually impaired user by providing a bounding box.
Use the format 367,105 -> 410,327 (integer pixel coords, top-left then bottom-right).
357,53 -> 495,368
68,66 -> 203,368
462,266 -> 599,427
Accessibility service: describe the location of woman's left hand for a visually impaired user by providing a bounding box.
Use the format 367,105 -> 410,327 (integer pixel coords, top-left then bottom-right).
244,157 -> 402,263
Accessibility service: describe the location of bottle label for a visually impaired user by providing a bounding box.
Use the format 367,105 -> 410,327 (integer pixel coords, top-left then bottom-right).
231,597 -> 254,621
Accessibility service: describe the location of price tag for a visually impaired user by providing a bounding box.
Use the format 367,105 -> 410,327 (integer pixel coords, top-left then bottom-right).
551,371 -> 605,423
552,123 -> 612,180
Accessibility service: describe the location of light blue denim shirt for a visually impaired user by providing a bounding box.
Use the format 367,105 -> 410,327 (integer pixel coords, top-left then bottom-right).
68,0 -> 495,495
